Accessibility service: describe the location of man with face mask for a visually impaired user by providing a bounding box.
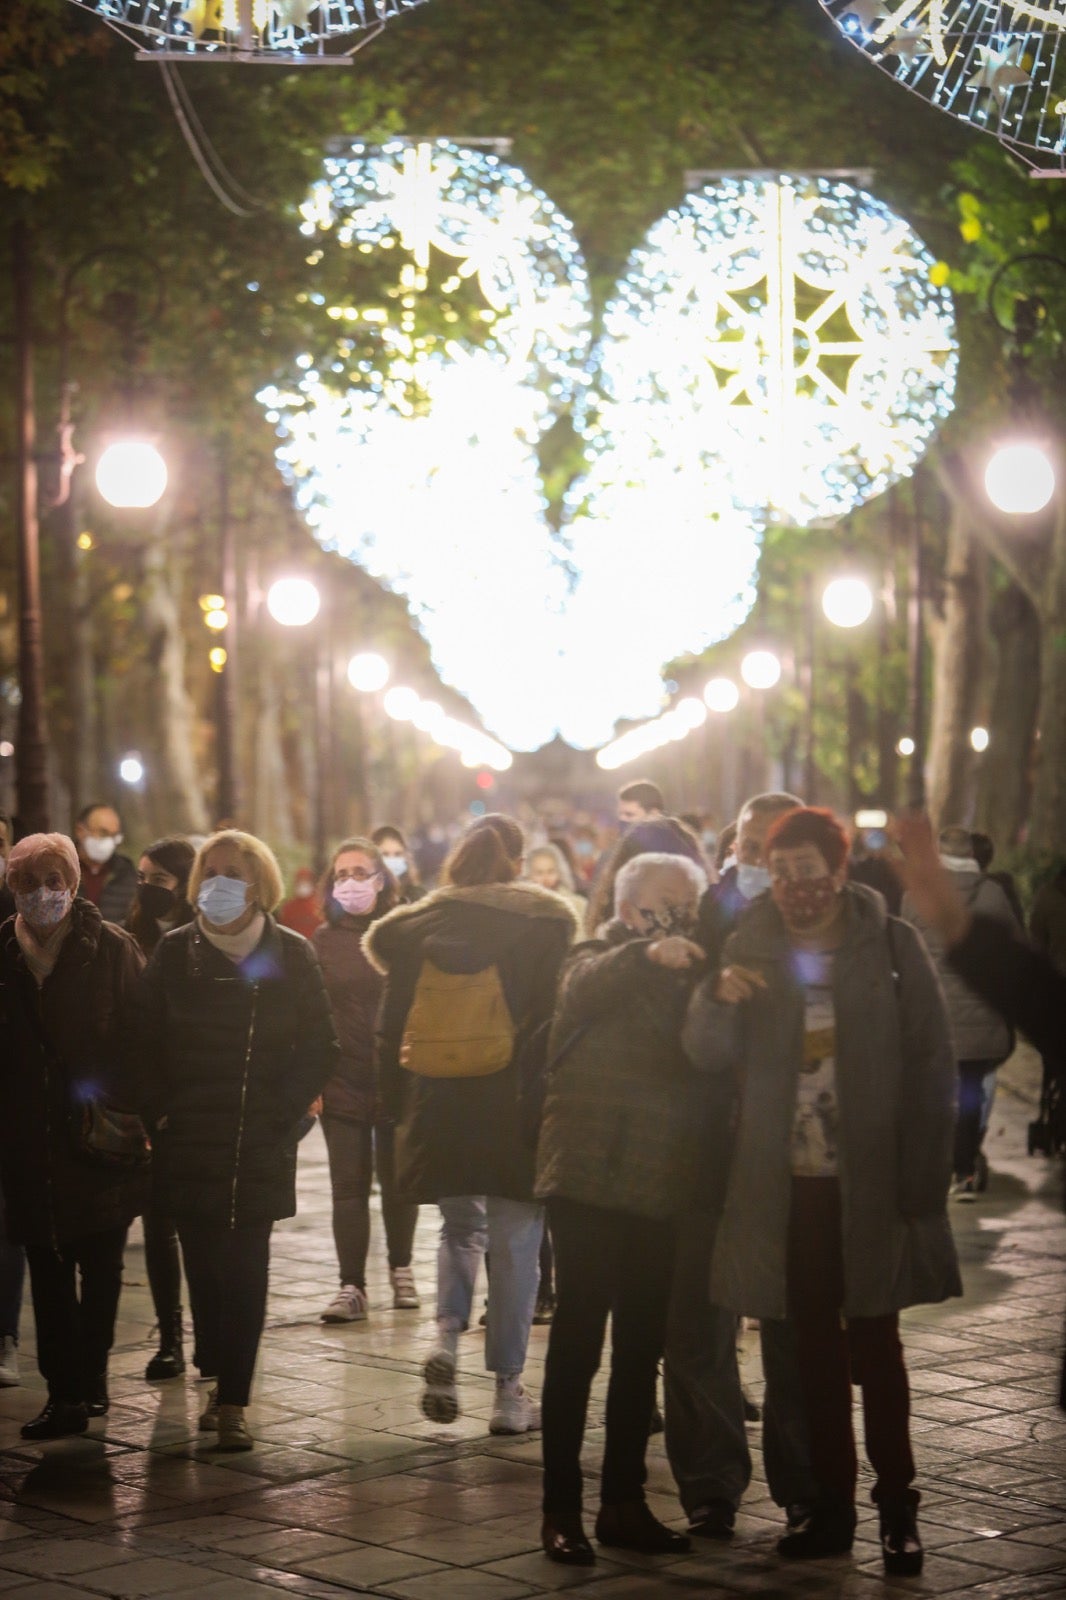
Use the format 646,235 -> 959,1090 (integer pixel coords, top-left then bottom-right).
73,802 -> 137,926
0,832 -> 147,1439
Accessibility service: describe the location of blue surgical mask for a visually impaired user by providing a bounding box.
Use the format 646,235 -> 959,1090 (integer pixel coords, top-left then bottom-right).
736,863 -> 772,901
386,854 -> 408,878
197,875 -> 251,927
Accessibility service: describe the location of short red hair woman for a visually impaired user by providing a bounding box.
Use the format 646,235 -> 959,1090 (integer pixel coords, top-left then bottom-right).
683,807 -> 960,1575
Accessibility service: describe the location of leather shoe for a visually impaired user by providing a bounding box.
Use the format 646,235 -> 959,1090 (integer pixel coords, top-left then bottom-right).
596,1499 -> 691,1554
778,1501 -> 856,1559
688,1498 -> 736,1539
21,1400 -> 89,1441
541,1514 -> 595,1565
84,1377 -> 109,1418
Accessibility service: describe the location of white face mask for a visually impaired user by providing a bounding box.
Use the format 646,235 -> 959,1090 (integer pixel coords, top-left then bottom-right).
16,885 -> 73,931
385,854 -> 408,878
83,835 -> 119,866
197,876 -> 251,927
736,862 -> 772,901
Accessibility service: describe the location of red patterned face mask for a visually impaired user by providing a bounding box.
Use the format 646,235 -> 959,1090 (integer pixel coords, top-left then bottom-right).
773,875 -> 838,931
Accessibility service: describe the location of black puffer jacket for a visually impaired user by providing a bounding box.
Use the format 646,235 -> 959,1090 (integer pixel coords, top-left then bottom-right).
132,917 -> 338,1227
0,900 -> 147,1247
365,882 -> 578,1202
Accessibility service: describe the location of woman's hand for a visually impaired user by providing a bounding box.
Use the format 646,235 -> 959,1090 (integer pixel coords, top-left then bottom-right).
891,811 -> 971,948
714,964 -> 767,1004
646,936 -> 706,970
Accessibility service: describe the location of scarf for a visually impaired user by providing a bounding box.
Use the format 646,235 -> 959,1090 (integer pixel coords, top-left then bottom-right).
15,913 -> 73,988
198,911 -> 266,965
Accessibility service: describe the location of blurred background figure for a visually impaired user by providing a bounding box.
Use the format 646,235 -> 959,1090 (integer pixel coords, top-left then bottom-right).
971,833 -> 1025,927
525,842 -> 586,919
277,867 -> 324,938
0,810 -> 14,924
372,825 -> 426,903
126,837 -> 197,1385
617,781 -> 665,827
315,837 -> 420,1323
72,802 -> 137,925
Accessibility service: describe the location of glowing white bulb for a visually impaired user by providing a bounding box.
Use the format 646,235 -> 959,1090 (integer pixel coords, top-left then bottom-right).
704,676 -> 740,713
347,651 -> 390,692
897,736 -> 916,757
267,577 -> 321,628
95,440 -> 168,509
984,443 -> 1055,515
822,576 -> 874,629
119,753 -> 144,785
741,649 -> 782,691
383,686 -> 420,721
970,725 -> 990,753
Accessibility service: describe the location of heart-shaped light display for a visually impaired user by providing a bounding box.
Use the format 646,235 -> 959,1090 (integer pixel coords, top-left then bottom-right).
261,145 -> 956,752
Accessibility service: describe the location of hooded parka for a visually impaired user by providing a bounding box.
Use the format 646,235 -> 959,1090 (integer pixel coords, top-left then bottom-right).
365,882 -> 578,1202
0,900 -> 147,1247
683,885 -> 962,1322
132,917 -> 338,1227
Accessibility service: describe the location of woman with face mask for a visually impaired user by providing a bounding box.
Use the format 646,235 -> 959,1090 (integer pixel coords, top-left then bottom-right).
131,830 -> 339,1452
371,825 -> 426,902
313,838 -> 420,1322
0,833 -> 147,1440
125,838 -> 196,1386
683,807 -> 960,1577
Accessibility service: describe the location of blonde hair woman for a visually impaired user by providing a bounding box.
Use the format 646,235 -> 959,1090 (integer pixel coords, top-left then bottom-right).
133,830 -> 338,1451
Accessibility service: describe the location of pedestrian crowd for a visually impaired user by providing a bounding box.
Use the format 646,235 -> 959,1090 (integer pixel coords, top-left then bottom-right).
0,782 -> 1063,1580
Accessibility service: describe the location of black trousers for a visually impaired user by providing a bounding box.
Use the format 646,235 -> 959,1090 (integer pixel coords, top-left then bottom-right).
24,1226 -> 128,1404
178,1221 -> 272,1407
542,1196 -> 676,1516
144,1192 -> 183,1324
321,1117 -> 417,1288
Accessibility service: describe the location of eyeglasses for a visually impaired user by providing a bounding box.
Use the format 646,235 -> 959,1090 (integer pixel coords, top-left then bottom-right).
334,868 -> 379,883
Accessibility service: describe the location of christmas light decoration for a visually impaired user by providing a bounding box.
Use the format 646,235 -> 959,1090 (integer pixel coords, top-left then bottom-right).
63,0 -> 426,62
819,1 -> 1066,172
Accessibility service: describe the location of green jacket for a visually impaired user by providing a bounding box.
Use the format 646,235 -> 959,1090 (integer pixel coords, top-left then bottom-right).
683,884 -> 962,1320
534,921 -> 713,1221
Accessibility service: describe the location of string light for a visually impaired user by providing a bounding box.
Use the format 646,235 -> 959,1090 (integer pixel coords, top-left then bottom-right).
63,0 -> 427,62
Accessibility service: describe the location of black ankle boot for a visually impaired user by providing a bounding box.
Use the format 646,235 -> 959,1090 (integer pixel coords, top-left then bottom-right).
146,1311 -> 185,1381
84,1375 -> 109,1417
777,1500 -> 856,1559
879,1495 -> 923,1575
541,1514 -> 595,1565
596,1500 -> 691,1554
21,1399 -> 89,1440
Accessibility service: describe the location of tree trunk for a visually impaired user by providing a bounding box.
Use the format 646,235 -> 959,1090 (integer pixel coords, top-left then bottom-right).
926,509 -> 985,828
975,583 -> 1039,852
140,528 -> 210,834
1029,542 -> 1066,853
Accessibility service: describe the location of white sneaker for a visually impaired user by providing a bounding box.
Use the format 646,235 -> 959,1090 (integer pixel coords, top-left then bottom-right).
390,1266 -> 421,1309
321,1285 -> 369,1323
489,1376 -> 540,1435
422,1334 -> 459,1424
0,1337 -> 19,1388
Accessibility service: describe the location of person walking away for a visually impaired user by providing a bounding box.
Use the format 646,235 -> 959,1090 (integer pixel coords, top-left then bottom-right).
367,814 -> 577,1435
126,837 -> 197,1383
372,825 -> 427,902
902,825 -> 1017,1200
314,838 -> 420,1321
0,833 -> 147,1439
132,830 -> 338,1451
73,802 -> 137,925
536,853 -> 708,1565
666,792 -> 815,1540
277,868 -> 324,938
685,806 -> 959,1573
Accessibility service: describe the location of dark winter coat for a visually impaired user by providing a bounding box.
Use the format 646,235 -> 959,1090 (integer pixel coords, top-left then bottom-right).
903,870 -> 1016,1061
0,899 -> 147,1247
950,913 -> 1066,1062
80,851 -> 139,927
313,915 -> 383,1123
365,882 -> 579,1203
1030,876 -> 1066,976
683,885 -> 962,1321
132,917 -> 338,1227
534,920 -> 712,1220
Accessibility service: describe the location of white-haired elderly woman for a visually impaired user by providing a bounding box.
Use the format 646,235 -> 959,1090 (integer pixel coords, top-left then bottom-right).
0,832 -> 146,1440
534,851 -> 708,1566
132,830 -> 338,1452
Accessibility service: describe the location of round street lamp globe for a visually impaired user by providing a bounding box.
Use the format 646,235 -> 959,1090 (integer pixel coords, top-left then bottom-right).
383,686 -> 420,721
822,576 -> 874,629
971,726 -> 991,753
897,736 -> 916,758
95,440 -> 168,509
704,676 -> 740,714
984,443 -> 1056,515
741,649 -> 782,691
266,577 -> 321,628
119,754 -> 144,785
347,652 -> 390,693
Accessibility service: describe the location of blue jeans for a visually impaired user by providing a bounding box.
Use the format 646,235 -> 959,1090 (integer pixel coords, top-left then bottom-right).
436,1195 -> 543,1375
0,1191 -> 25,1342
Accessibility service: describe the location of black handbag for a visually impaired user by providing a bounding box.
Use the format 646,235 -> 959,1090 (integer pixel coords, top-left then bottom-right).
71,1098 -> 151,1169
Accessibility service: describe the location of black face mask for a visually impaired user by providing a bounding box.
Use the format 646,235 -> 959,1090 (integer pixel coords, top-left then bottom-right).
137,883 -> 177,921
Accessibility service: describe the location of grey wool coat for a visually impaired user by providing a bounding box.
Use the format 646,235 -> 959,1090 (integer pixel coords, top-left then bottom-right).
534,920 -> 711,1221
683,884 -> 962,1322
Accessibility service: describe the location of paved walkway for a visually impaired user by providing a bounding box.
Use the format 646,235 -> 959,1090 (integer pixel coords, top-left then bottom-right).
0,1047 -> 1063,1599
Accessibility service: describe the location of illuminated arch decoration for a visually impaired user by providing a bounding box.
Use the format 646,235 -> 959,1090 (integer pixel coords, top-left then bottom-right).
819,1 -> 1066,172
581,173 -> 957,531
64,0 -> 425,61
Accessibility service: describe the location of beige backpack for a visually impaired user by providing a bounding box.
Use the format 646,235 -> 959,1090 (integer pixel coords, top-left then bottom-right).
399,959 -> 515,1078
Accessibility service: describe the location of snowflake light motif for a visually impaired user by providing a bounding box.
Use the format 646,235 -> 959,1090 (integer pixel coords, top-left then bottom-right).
63,0 -> 425,61
581,173 -> 957,529
820,0 -> 1066,170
